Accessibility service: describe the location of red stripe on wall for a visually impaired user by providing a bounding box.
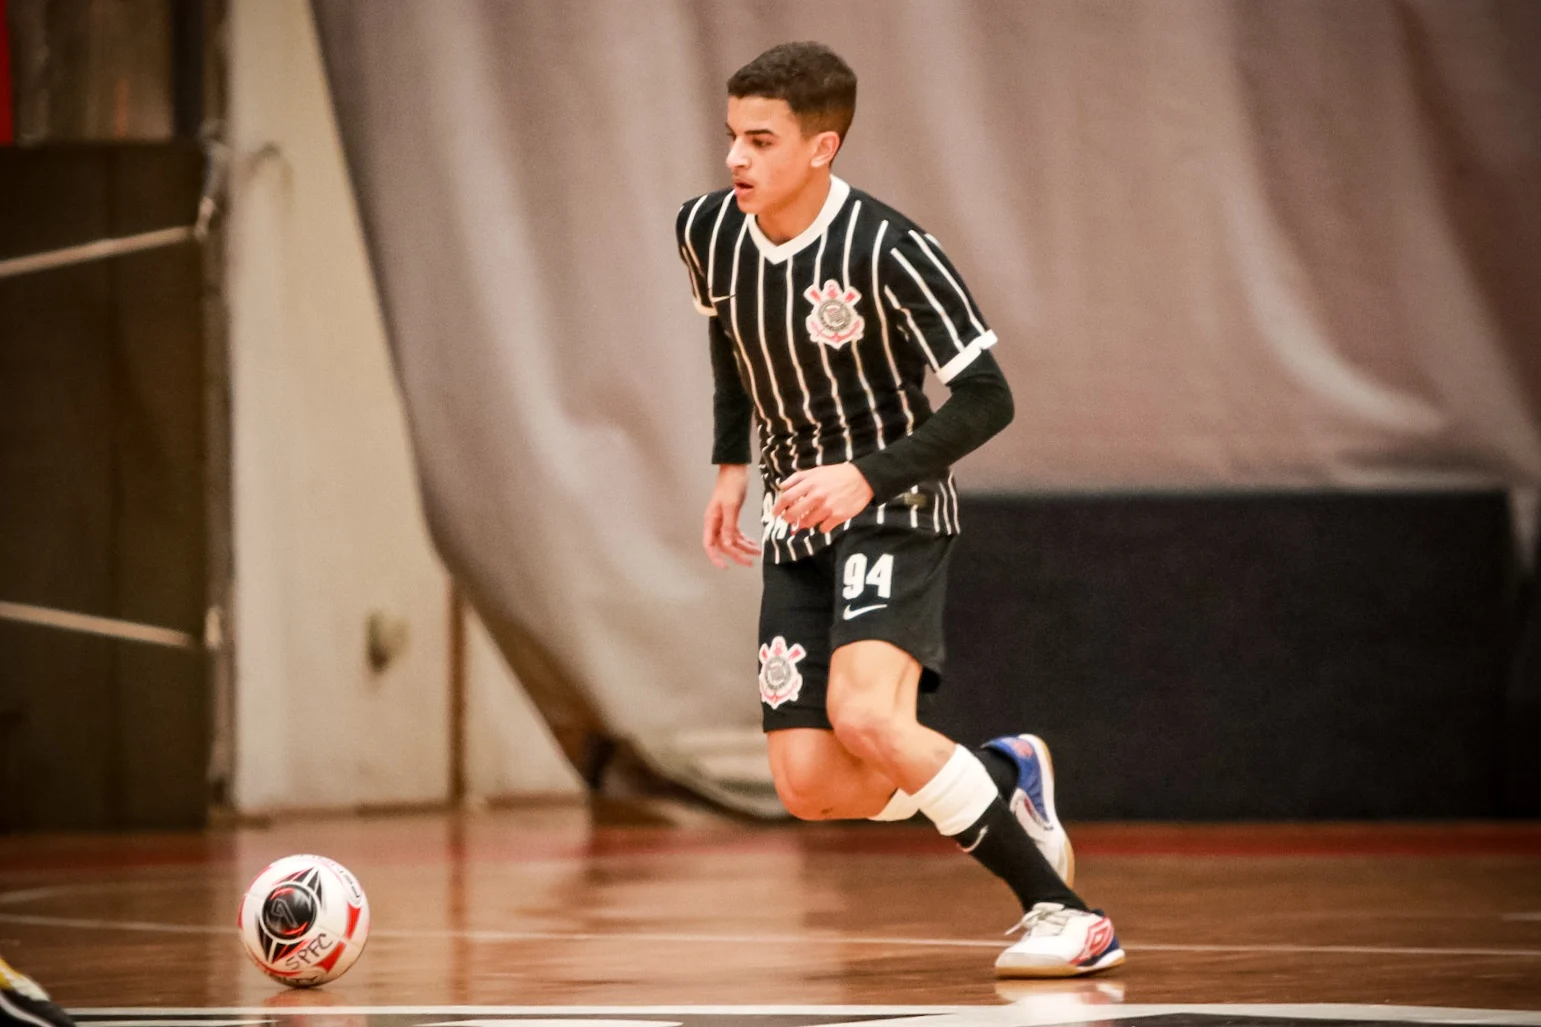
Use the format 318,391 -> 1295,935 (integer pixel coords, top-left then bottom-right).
0,0 -> 13,145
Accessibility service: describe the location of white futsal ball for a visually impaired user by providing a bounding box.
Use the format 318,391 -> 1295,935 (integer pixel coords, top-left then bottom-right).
238,854 -> 370,987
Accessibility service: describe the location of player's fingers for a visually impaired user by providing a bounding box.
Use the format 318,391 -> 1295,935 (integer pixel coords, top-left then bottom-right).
716,515 -> 760,565
729,528 -> 762,557
794,496 -> 827,531
703,505 -> 735,567
815,497 -> 849,532
772,478 -> 811,517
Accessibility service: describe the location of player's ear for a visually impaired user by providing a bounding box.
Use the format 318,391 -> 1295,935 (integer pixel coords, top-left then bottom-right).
810,130 -> 841,169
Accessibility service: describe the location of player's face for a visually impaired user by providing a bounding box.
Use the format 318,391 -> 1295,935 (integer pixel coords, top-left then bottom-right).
725,95 -> 836,217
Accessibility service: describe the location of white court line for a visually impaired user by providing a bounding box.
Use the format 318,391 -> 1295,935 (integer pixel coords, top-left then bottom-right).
0,600 -> 198,650
80,1022 -> 274,1026
1130,940 -> 1541,958
4,911 -> 1539,960
0,226 -> 195,279
66,1010 -> 964,1019
420,1021 -> 683,1027
60,1004 -> 1541,1026
0,877 -> 204,906
0,913 -> 226,935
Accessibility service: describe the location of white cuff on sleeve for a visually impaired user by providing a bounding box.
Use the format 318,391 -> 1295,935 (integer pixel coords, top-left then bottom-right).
936,330 -> 998,384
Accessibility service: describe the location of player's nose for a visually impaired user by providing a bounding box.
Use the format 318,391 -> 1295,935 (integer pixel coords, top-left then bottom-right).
726,140 -> 749,171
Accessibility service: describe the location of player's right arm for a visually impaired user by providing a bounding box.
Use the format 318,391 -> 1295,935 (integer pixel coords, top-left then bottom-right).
702,319 -> 760,568
677,198 -> 760,568
703,464 -> 759,569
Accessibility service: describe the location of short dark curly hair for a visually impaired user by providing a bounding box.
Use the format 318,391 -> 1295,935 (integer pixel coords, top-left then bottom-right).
728,42 -> 857,144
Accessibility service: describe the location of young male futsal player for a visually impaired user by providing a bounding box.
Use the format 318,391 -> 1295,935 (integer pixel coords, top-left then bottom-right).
675,42 -> 1124,977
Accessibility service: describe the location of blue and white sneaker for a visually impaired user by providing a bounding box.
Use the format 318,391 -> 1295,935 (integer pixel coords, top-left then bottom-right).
995,902 -> 1126,978
983,733 -> 1074,885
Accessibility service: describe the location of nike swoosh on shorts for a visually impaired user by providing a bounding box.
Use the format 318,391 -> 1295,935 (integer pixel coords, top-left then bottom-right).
842,603 -> 888,620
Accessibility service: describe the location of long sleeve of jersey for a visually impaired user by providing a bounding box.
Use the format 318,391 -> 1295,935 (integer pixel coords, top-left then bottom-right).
852,350 -> 1014,502
710,318 -> 754,465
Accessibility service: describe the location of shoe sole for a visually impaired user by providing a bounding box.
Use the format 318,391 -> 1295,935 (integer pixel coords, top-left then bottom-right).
994,945 -> 1125,978
1023,733 -> 1076,888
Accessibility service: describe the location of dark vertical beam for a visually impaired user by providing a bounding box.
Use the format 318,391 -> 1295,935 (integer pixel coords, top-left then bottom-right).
171,0 -> 203,138
200,0 -> 233,813
448,587 -> 467,805
0,0 -> 13,145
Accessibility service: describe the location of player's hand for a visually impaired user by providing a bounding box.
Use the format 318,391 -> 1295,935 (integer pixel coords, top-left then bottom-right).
703,464 -> 762,569
772,464 -> 875,534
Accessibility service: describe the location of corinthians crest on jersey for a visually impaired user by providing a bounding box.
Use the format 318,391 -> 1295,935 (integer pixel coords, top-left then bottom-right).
804,279 -> 865,348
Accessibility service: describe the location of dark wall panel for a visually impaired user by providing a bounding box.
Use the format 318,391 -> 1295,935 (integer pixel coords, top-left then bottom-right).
1508,530 -> 1541,815
933,492 -> 1518,820
0,145 -> 208,829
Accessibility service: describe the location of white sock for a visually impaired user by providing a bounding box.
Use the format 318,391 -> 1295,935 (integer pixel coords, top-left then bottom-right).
909,744 -> 998,837
869,789 -> 921,822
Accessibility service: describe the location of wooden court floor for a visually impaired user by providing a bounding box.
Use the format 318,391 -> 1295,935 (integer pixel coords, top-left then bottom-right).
1,803 -> 1539,1014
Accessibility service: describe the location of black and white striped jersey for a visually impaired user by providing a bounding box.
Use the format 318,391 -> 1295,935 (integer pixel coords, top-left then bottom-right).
676,176 -> 998,564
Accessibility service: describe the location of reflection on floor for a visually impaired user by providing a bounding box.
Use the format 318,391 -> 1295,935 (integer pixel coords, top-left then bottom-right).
2,803 -> 1537,1013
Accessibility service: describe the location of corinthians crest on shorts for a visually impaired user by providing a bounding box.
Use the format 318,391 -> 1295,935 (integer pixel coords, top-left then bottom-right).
804,279 -> 865,349
758,635 -> 807,708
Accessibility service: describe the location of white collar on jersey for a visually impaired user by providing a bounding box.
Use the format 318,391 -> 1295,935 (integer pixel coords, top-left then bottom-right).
746,176 -> 852,265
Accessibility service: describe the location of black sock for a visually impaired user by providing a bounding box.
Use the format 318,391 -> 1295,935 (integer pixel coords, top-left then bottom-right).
977,744 -> 1018,800
954,796 -> 1087,912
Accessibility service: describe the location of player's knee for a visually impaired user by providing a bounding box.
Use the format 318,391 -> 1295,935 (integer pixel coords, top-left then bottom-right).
772,766 -> 841,821
828,699 -> 902,768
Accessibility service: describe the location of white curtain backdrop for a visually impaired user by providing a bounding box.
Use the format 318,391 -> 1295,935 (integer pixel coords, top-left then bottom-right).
311,0 -> 1541,794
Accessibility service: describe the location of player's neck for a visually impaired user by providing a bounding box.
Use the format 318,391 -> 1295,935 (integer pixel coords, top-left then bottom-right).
755,173 -> 833,245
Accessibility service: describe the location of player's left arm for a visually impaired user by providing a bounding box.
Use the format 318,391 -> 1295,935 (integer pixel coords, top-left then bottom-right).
774,231 -> 1013,532
775,353 -> 1013,531
849,351 -> 1012,502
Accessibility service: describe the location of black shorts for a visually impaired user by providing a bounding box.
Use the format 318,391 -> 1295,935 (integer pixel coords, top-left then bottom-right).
757,524 -> 955,731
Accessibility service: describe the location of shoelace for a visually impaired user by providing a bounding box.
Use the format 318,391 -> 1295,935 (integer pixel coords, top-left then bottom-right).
1004,903 -> 1074,938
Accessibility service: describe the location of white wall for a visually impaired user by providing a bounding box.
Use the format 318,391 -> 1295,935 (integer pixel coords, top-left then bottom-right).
227,0 -> 581,811
464,606 -> 587,799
